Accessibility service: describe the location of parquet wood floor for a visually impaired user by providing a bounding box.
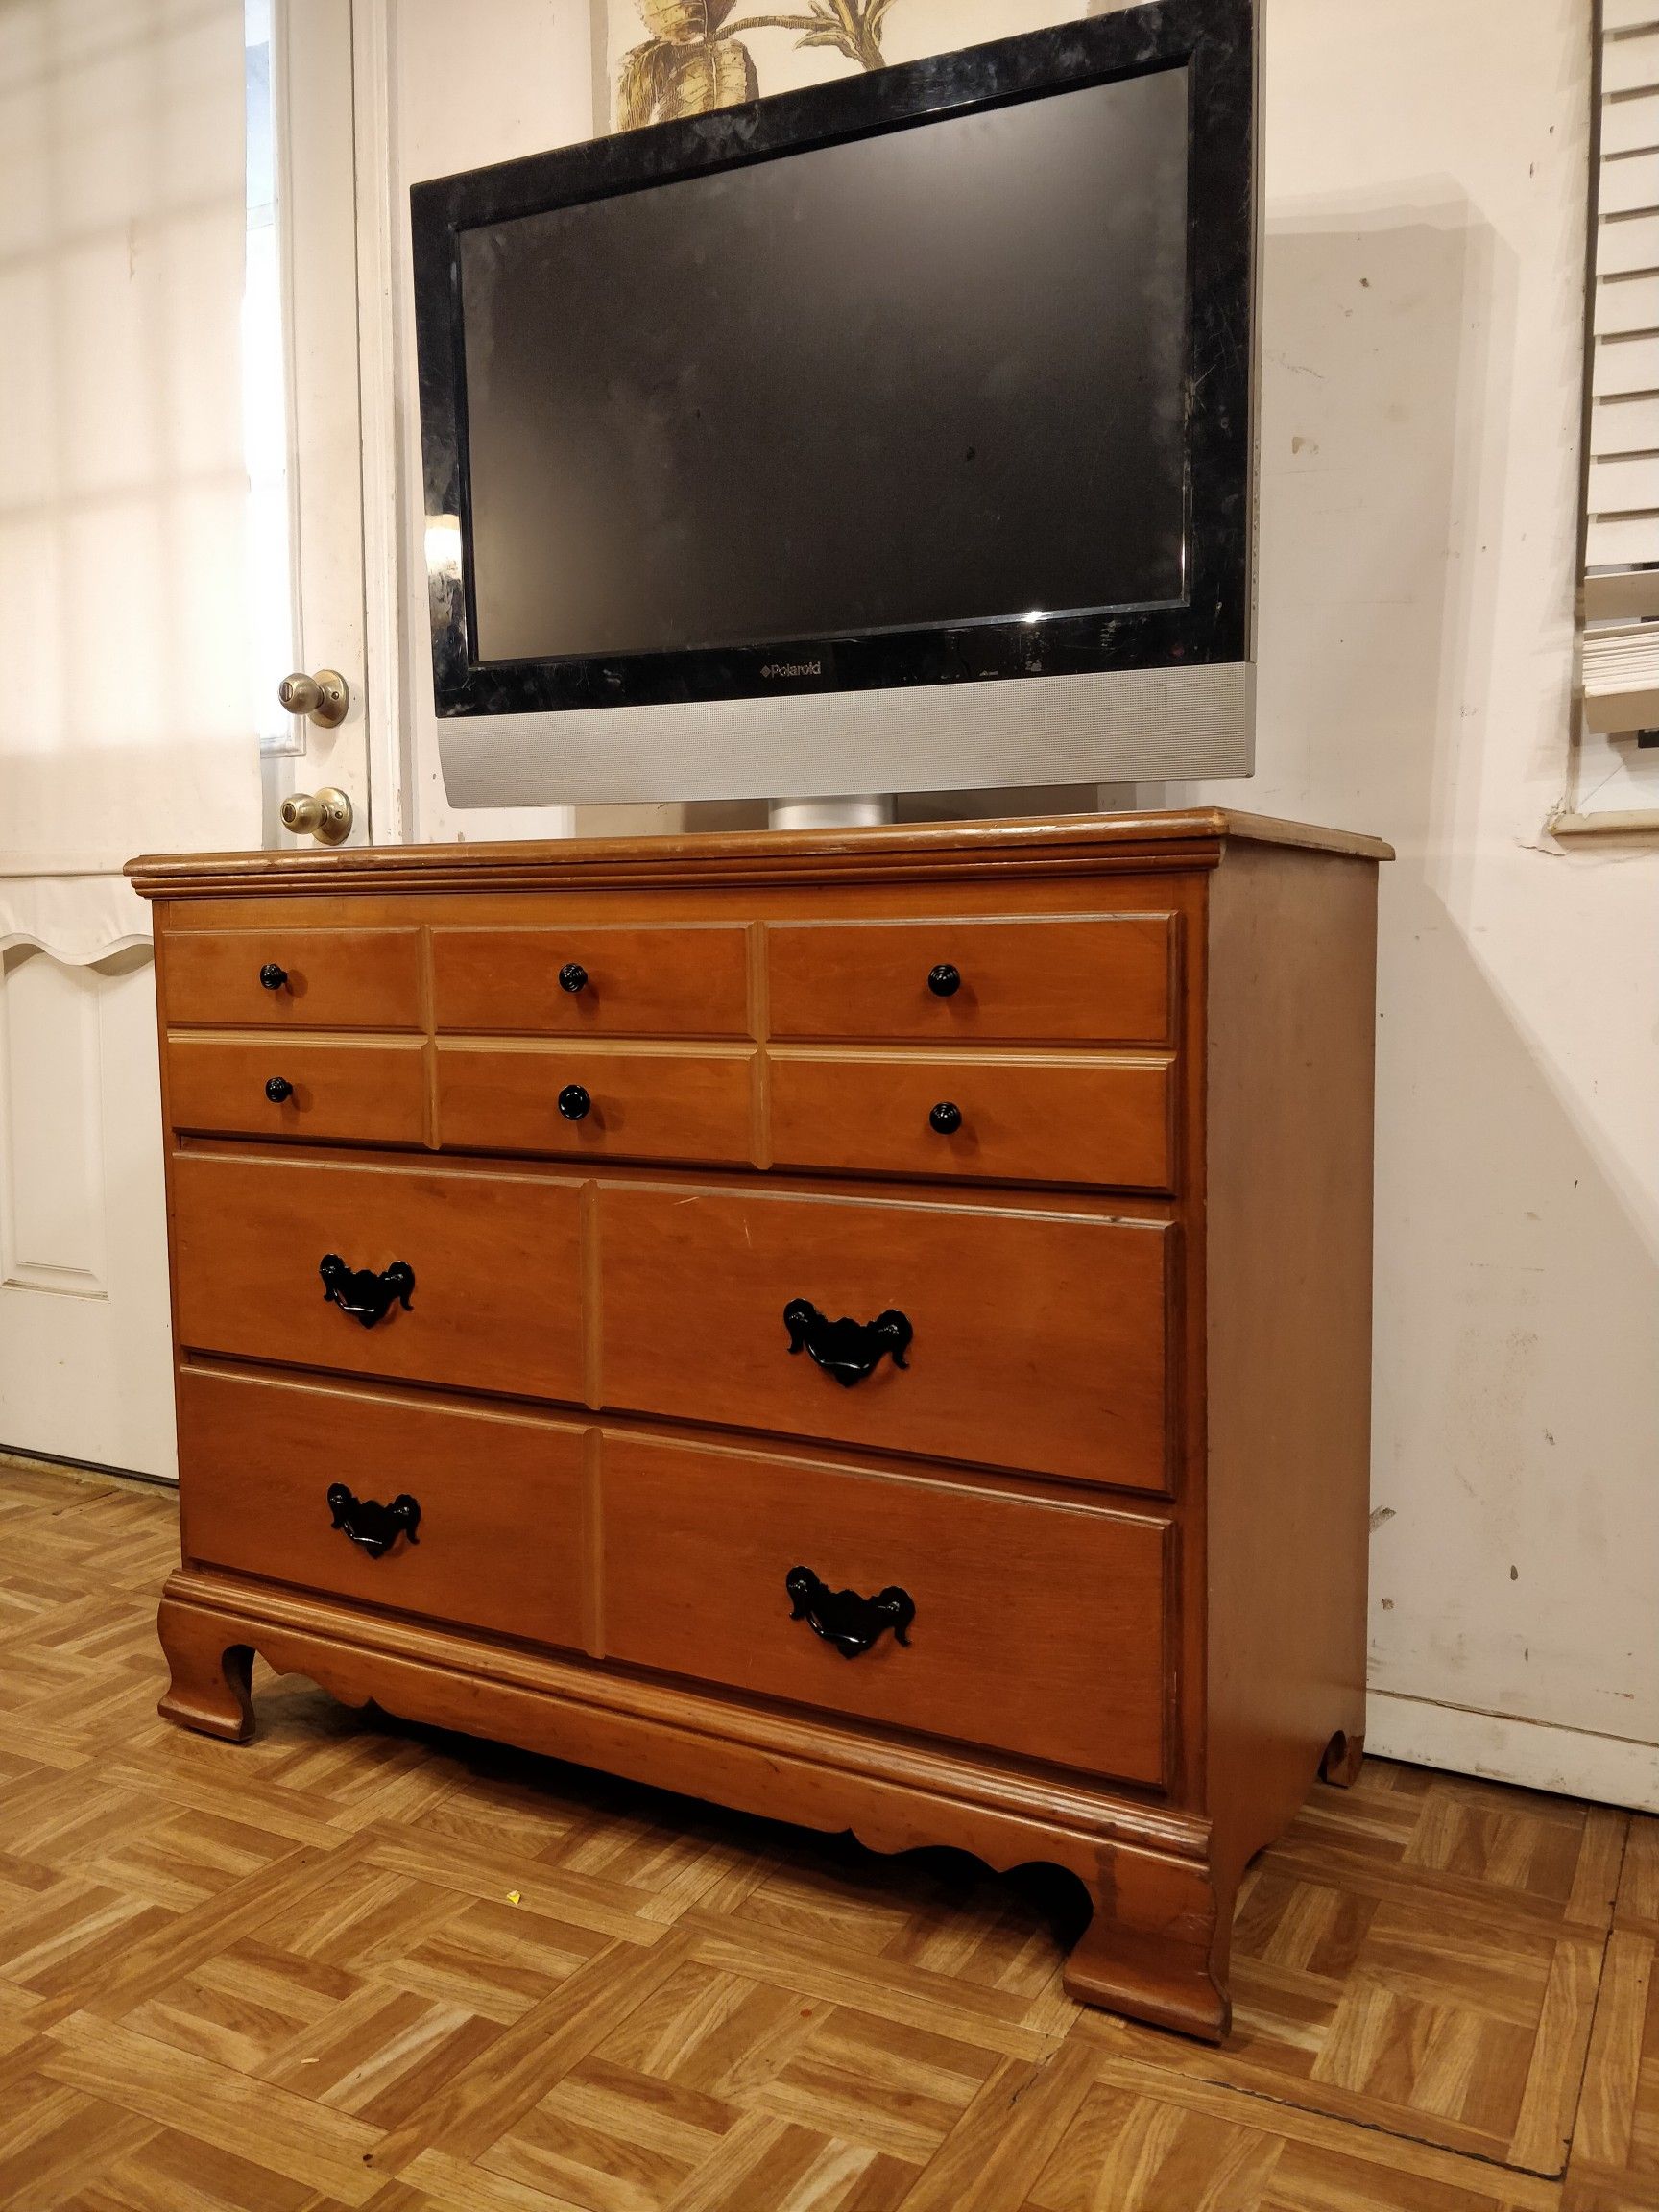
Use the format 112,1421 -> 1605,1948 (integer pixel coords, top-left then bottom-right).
0,1456 -> 1651,2212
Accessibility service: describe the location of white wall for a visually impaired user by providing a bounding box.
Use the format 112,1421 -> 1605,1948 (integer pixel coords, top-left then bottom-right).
387,0 -> 595,845
381,0 -> 1659,1805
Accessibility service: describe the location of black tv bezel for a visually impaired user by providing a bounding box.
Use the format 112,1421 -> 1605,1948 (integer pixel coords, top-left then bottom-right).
410,0 -> 1255,720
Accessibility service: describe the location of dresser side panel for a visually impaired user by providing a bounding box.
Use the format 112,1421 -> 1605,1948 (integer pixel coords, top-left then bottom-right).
1202,842 -> 1379,1880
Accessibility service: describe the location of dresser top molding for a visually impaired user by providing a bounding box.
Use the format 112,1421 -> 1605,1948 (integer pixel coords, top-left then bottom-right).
126,808 -> 1393,901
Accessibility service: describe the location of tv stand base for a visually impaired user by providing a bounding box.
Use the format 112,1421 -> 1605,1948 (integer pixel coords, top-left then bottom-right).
767,794 -> 895,830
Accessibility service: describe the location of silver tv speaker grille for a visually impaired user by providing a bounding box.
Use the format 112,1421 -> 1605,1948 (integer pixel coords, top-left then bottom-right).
437,660 -> 1255,809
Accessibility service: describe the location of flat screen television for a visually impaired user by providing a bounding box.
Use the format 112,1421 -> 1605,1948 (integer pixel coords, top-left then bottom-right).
411,0 -> 1258,808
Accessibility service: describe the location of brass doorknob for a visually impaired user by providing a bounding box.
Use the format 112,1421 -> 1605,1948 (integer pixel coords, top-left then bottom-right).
277,668 -> 349,728
279,788 -> 353,845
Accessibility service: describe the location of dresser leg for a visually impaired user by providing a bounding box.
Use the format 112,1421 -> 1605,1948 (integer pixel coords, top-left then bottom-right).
1063,1849 -> 1230,2041
157,1599 -> 256,1743
1320,1725 -> 1366,1788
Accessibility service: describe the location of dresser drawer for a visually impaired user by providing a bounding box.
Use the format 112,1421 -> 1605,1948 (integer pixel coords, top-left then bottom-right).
166,1037 -> 429,1145
769,1050 -> 1176,1190
180,1370 -> 587,1650
598,1186 -> 1172,1491
171,1154 -> 584,1401
432,925 -> 751,1037
437,1045 -> 756,1166
603,1432 -> 1169,1784
766,914 -> 1177,1046
164,928 -> 424,1031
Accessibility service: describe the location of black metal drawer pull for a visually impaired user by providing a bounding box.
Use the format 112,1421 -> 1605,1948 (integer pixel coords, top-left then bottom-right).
327,1483 -> 421,1559
558,1082 -> 591,1120
928,1101 -> 961,1134
265,1075 -> 293,1103
926,962 -> 961,998
559,962 -> 588,995
320,1254 -> 415,1328
783,1299 -> 912,1386
259,962 -> 289,992
786,1566 -> 914,1658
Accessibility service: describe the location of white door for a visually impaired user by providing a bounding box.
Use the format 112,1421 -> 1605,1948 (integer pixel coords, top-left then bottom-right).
0,0 -> 372,1478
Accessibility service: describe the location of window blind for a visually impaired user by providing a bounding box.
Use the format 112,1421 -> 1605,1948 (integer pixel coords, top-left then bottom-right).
1583,0 -> 1659,731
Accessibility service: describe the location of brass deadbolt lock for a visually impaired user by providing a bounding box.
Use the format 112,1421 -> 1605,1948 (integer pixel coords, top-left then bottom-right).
277,668 -> 349,728
280,788 -> 354,845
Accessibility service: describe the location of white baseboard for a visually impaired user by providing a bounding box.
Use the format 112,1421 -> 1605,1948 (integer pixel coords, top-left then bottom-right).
1366,1690 -> 1659,1814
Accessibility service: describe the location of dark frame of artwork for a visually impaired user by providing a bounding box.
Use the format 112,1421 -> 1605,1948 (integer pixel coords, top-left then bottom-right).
410,0 -> 1256,720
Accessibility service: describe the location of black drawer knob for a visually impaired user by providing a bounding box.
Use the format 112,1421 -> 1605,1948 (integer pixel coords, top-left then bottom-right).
320,1254 -> 415,1328
259,962 -> 289,992
327,1482 -> 420,1559
929,1101 -> 962,1135
926,962 -> 961,998
783,1298 -> 912,1386
558,1082 -> 591,1121
786,1566 -> 914,1658
265,1075 -> 293,1103
558,962 -> 589,995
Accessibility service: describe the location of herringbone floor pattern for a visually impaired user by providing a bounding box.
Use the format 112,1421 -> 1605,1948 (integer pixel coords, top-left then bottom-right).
0,1456 -> 1653,2212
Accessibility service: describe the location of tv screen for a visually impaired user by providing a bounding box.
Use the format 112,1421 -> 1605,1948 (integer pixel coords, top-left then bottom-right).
457,67 -> 1190,666
411,0 -> 1256,805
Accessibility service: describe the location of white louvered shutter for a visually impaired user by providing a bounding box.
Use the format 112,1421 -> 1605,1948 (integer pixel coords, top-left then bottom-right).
1584,0 -> 1659,731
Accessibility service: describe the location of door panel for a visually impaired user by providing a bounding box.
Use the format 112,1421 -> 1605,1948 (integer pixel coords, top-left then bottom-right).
0,948 -> 175,1475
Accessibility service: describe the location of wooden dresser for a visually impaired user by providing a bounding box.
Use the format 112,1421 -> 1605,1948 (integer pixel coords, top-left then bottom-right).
129,809 -> 1388,2040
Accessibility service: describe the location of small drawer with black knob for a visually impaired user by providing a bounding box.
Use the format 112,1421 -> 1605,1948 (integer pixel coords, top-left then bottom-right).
163,929 -> 423,1031
170,1151 -> 585,1402
436,1042 -> 757,1166
768,1048 -> 1177,1191
598,1183 -> 1174,1492
165,1035 -> 429,1146
765,914 -> 1178,1046
601,1431 -> 1171,1784
178,1368 -> 588,1649
430,926 -> 752,1038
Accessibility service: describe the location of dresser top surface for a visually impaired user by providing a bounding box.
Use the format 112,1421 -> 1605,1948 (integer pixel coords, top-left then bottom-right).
127,807 -> 1393,901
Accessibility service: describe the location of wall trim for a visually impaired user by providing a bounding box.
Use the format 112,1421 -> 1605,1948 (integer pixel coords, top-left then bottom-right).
1367,1689 -> 1659,1814
0,1444 -> 177,1490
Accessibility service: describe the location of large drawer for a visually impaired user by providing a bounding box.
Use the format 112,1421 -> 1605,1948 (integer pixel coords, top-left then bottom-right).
164,928 -> 423,1031
166,1036 -> 429,1146
170,1153 -> 584,1402
598,1185 -> 1173,1491
602,1431 -> 1170,1784
437,1043 -> 756,1166
432,925 -> 751,1037
180,1369 -> 587,1651
768,1049 -> 1176,1190
766,914 -> 1178,1046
